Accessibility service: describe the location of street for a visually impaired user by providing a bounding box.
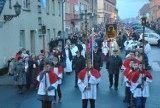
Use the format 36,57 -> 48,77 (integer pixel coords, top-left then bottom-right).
0,46 -> 160,108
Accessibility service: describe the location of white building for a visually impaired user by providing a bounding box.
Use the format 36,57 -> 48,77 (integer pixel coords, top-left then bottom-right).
0,0 -> 62,69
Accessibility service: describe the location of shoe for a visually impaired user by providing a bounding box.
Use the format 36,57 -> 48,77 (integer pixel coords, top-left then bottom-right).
114,87 -> 118,90
127,104 -> 130,108
123,99 -> 127,103
53,99 -> 56,104
19,91 -> 23,94
109,84 -> 112,88
58,98 -> 61,103
75,85 -> 78,88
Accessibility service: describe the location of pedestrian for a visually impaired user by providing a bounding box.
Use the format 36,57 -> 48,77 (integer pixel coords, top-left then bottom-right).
8,57 -> 16,76
93,46 -> 103,71
123,51 -> 140,69
78,59 -> 101,108
106,49 -> 122,90
24,55 -> 32,90
37,63 -> 59,108
72,50 -> 85,88
14,57 -> 26,94
63,44 -> 73,74
130,62 -> 152,108
30,54 -> 39,88
50,57 -> 63,104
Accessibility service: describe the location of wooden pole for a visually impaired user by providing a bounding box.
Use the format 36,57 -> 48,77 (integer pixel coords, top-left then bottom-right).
42,26 -> 48,100
85,10 -> 89,70
141,16 -> 147,91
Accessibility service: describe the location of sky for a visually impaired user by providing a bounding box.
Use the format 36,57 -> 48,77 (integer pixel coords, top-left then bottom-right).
117,0 -> 149,19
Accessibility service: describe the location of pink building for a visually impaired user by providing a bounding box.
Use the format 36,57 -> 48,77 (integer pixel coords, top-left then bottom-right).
150,0 -> 160,22
65,0 -> 78,33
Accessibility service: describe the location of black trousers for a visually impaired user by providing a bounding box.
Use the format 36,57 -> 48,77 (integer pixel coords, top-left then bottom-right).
18,85 -> 23,91
26,72 -> 31,89
42,101 -> 51,108
75,72 -> 79,86
109,73 -> 119,88
82,99 -> 95,108
125,87 -> 131,104
54,84 -> 62,99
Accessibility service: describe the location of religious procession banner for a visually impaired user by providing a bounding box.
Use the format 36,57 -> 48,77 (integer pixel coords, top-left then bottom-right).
106,24 -> 117,40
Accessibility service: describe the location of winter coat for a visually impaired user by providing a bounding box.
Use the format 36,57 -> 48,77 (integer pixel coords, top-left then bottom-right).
106,55 -> 122,74
93,52 -> 103,71
72,55 -> 85,73
15,62 -> 26,85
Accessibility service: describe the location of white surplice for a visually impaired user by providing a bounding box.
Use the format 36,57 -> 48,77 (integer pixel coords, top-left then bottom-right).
37,73 -> 58,96
64,49 -> 72,73
78,72 -> 100,100
130,74 -> 152,98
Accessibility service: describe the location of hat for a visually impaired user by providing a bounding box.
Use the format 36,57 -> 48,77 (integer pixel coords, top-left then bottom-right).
113,49 -> 118,53
93,45 -> 98,48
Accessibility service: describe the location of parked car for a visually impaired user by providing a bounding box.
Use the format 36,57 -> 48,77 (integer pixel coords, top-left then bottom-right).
139,33 -> 160,46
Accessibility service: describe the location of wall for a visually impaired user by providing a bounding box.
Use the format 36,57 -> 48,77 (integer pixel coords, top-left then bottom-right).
0,0 -> 62,69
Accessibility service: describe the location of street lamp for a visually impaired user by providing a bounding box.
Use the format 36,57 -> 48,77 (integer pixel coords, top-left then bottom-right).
4,1 -> 21,23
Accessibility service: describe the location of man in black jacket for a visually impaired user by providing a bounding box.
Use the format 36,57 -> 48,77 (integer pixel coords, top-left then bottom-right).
72,50 -> 85,88
93,46 -> 103,71
106,49 -> 122,90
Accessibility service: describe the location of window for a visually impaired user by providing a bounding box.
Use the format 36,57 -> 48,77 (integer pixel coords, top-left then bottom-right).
38,17 -> 42,25
65,2 -> 70,13
144,34 -> 148,37
22,0 -> 30,10
46,0 -> 49,14
149,34 -> 158,39
52,0 -> 55,15
9,0 -> 12,9
47,29 -> 51,43
58,2 -> 61,16
38,29 -> 42,37
20,30 -> 25,49
37,5 -> 41,13
53,29 -> 56,39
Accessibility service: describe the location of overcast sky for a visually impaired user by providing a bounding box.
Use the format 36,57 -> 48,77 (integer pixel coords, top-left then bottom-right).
117,0 -> 149,19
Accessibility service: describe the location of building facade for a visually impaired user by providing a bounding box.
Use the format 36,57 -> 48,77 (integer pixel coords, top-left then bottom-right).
149,0 -> 160,23
64,0 -> 95,33
64,0 -> 79,34
0,0 -> 62,69
137,3 -> 150,21
97,0 -> 116,24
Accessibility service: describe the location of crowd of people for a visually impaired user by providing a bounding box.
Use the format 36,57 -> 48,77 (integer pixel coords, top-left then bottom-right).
7,22 -> 153,108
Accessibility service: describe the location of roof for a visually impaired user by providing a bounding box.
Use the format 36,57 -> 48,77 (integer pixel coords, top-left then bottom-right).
139,3 -> 150,15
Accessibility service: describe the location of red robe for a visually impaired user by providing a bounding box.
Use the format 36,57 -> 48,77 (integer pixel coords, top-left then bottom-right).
36,71 -> 59,89
50,65 -> 64,74
123,67 -> 131,77
78,69 -> 101,81
123,58 -> 140,69
131,70 -> 152,83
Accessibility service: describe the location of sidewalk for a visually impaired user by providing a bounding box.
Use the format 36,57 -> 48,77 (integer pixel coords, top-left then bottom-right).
0,74 -> 15,85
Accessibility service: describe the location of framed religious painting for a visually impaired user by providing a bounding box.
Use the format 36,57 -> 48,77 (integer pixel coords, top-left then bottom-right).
106,24 -> 117,40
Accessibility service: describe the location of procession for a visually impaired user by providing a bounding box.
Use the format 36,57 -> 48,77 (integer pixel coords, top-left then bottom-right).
1,0 -> 160,108
4,19 -> 154,108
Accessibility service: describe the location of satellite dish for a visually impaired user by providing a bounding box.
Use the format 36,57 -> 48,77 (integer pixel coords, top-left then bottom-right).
74,5 -> 79,11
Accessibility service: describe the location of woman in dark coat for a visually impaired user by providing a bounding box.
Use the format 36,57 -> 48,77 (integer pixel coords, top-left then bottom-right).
14,57 -> 26,94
